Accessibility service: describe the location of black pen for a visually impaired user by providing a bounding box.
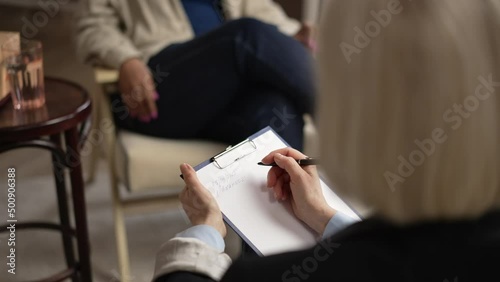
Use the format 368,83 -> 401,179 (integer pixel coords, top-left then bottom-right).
257,158 -> 319,167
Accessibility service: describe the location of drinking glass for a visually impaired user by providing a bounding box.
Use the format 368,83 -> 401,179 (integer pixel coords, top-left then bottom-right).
1,40 -> 45,110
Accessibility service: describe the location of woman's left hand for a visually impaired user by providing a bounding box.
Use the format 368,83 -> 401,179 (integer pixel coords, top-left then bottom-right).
179,163 -> 226,238
294,23 -> 317,53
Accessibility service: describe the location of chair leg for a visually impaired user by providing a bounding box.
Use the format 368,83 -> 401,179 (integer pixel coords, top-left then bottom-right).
112,181 -> 132,282
115,200 -> 132,282
100,82 -> 132,282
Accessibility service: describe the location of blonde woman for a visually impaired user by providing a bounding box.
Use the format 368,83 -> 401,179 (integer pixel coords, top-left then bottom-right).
153,1 -> 500,281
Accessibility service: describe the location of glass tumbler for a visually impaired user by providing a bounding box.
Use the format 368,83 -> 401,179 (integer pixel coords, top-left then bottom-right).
2,40 -> 45,110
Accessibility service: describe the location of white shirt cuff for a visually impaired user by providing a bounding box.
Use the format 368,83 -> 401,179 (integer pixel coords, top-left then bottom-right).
322,211 -> 359,239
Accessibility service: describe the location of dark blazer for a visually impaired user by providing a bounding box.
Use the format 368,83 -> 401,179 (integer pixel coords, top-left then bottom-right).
156,210 -> 500,282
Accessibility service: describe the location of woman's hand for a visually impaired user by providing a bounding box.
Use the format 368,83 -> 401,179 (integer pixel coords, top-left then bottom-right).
118,58 -> 159,123
179,163 -> 227,238
294,23 -> 317,53
261,148 -> 335,234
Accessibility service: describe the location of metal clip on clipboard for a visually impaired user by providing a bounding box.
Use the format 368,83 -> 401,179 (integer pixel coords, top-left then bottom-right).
210,139 -> 257,169
179,139 -> 257,179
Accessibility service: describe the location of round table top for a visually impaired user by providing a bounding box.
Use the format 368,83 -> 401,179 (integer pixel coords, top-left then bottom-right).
0,78 -> 92,142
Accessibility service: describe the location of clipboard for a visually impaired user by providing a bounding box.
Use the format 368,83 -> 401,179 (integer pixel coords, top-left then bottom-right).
189,126 -> 361,256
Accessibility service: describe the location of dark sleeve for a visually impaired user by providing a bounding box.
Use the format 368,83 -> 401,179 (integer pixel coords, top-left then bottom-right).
152,251 -> 311,282
221,249 -> 319,282
220,234 -> 360,282
154,271 -> 215,282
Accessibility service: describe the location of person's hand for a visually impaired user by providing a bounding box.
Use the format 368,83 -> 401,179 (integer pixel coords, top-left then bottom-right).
179,163 -> 227,238
118,58 -> 159,123
294,23 -> 317,53
261,148 -> 335,234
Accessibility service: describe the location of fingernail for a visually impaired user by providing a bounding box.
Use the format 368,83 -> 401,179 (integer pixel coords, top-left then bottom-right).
151,111 -> 158,119
154,91 -> 160,100
274,192 -> 279,200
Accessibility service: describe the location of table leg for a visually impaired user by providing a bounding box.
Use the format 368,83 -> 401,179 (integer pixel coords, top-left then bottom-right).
65,127 -> 93,282
50,133 -> 78,282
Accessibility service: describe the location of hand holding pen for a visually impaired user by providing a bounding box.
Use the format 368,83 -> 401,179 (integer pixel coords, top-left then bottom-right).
260,148 -> 335,235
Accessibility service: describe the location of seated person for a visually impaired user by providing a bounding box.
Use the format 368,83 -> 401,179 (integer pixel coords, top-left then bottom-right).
75,0 -> 316,150
152,0 -> 500,281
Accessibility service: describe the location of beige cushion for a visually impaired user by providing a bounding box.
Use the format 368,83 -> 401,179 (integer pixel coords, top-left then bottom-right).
115,131 -> 226,192
94,68 -> 119,84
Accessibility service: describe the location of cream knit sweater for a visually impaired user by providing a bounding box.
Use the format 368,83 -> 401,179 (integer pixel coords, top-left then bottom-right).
75,0 -> 300,69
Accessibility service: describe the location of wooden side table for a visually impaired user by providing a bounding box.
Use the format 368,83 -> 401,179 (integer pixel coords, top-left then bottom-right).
0,78 -> 93,282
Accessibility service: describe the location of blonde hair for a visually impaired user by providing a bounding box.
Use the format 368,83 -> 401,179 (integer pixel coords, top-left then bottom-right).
318,0 -> 500,223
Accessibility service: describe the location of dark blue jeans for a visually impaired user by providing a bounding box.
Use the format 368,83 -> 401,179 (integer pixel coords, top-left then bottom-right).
112,18 -> 315,150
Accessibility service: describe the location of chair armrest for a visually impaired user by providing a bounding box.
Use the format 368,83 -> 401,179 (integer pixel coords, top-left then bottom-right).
94,68 -> 119,84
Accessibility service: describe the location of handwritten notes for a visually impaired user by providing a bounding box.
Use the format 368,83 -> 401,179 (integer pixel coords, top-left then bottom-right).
207,174 -> 246,198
